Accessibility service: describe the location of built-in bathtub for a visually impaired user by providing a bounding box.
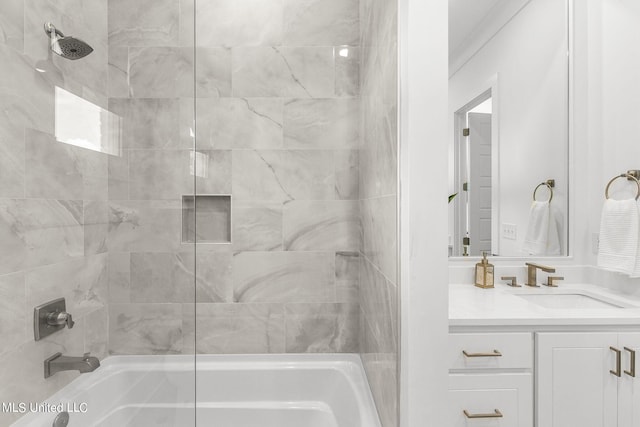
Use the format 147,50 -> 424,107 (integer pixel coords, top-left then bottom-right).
11,354 -> 381,427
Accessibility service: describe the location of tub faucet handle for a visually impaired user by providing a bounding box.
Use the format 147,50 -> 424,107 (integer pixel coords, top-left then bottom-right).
47,311 -> 74,329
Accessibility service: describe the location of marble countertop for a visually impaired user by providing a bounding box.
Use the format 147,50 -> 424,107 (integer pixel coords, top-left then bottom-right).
449,283 -> 640,327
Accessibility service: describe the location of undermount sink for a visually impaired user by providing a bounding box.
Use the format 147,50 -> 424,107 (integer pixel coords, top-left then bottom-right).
516,293 -> 627,309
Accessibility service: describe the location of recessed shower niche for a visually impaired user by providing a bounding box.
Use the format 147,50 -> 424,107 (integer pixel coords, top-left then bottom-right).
182,195 -> 231,244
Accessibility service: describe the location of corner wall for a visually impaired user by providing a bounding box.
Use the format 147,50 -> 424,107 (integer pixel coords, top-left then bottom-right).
0,2 -> 110,425
359,0 -> 399,425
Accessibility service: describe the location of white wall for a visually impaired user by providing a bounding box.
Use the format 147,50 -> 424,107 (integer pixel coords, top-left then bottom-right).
584,0 -> 640,292
448,0 -> 569,256
399,0 -> 449,425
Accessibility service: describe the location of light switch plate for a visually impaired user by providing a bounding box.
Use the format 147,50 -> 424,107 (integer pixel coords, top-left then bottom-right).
502,223 -> 517,240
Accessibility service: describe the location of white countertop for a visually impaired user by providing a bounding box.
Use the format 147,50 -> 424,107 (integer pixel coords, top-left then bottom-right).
449,283 -> 640,327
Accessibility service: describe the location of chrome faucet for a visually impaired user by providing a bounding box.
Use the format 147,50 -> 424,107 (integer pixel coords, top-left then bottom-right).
44,352 -> 100,379
525,262 -> 556,287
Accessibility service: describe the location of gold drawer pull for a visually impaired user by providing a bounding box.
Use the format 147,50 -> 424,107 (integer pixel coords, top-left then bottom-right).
463,349 -> 502,358
464,409 -> 503,419
611,347 -> 622,377
625,347 -> 636,378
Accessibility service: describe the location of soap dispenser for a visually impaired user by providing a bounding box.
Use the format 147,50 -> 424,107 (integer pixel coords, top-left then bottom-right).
475,252 -> 494,289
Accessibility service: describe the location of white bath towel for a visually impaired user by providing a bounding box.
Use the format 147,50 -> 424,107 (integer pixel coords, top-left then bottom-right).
522,201 -> 561,256
597,198 -> 640,275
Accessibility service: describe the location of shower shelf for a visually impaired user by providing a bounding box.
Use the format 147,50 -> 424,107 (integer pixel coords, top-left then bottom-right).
182,195 -> 231,244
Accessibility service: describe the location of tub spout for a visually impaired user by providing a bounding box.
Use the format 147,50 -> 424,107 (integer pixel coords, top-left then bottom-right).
44,352 -> 100,379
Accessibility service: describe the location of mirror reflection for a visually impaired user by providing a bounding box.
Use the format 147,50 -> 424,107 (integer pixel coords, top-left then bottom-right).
448,0 -> 569,257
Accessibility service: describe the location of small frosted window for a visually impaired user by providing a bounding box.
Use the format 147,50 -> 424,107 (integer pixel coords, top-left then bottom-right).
55,86 -> 122,156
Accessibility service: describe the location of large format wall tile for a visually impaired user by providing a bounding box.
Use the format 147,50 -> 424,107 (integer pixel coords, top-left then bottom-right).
108,0 -> 179,47
196,47 -> 233,97
281,150 -> 335,200
284,303 -> 359,352
361,195 -> 397,282
108,46 -> 129,98
283,0 -> 359,46
196,98 -> 283,149
84,200 -> 109,255
25,254 -> 108,319
108,98 -> 183,149
335,150 -> 359,200
232,202 -> 283,251
108,252 -> 130,303
232,150 -> 292,202
130,252 -> 194,303
0,44 -> 54,136
129,251 -> 232,303
193,303 -> 285,354
109,303 -> 183,354
283,200 -> 361,251
129,47 -> 194,98
233,251 -> 335,303
108,200 -> 182,252
84,306 -> 109,358
128,47 -> 231,98
25,129 -> 108,201
232,47 -> 334,98
0,199 -> 84,275
335,46 -> 360,97
128,149 -> 231,200
0,0 -> 24,51
0,123 -> 25,199
195,0 -> 283,47
335,251 -> 359,302
360,101 -> 397,198
284,98 -> 360,149
0,272 -> 26,356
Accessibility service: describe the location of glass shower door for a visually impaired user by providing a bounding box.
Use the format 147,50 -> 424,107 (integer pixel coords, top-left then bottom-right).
0,0 -> 198,425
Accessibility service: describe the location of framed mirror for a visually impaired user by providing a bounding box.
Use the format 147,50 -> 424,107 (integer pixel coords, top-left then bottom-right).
448,0 -> 570,257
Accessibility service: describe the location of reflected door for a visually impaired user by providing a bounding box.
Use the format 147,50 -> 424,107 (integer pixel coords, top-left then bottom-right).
468,112 -> 492,256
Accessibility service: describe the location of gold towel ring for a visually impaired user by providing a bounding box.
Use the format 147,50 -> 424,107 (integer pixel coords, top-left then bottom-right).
533,182 -> 554,203
605,174 -> 640,200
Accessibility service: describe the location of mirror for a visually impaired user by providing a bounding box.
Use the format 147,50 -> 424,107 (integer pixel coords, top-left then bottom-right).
448,0 -> 569,257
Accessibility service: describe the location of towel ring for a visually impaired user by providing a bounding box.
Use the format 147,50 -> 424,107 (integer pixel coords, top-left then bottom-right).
533,182 -> 554,203
605,174 -> 640,200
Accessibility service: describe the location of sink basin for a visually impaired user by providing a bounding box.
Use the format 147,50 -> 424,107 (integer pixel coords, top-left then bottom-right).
516,293 -> 626,309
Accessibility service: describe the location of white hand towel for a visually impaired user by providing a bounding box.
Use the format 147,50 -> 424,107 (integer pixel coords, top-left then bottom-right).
523,201 -> 560,255
597,198 -> 639,275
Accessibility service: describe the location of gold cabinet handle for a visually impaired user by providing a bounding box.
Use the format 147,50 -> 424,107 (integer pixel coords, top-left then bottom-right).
463,349 -> 502,358
625,347 -> 636,378
463,409 -> 503,419
611,347 -> 622,377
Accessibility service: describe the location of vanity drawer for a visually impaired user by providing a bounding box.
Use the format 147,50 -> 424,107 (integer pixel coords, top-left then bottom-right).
449,373 -> 533,427
449,333 -> 533,370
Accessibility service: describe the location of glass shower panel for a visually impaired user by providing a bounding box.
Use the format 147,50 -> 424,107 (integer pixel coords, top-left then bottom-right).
192,0 -> 371,425
0,0 -> 197,425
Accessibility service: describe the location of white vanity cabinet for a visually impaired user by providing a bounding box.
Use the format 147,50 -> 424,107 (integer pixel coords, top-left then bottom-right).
448,333 -> 534,426
537,332 -> 640,427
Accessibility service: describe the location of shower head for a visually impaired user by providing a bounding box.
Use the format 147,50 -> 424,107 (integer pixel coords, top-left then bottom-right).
44,22 -> 93,60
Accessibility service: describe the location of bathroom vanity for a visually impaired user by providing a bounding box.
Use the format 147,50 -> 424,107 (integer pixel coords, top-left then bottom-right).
448,284 -> 640,427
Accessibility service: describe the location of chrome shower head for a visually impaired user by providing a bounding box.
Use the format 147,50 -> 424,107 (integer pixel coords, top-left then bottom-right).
44,22 -> 93,60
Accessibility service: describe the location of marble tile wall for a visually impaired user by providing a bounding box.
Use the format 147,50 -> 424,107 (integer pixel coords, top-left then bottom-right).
106,0 -> 362,357
0,1 -> 110,424
358,0 -> 399,425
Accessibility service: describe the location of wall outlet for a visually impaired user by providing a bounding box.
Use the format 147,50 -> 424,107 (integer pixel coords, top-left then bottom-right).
502,223 -> 517,240
592,232 -> 599,255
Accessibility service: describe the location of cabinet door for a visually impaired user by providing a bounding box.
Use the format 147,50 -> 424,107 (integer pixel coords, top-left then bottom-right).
449,373 -> 532,427
537,333 -> 618,427
618,333 -> 640,427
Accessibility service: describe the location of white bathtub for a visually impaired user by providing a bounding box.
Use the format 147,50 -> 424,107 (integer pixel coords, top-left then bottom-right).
11,354 -> 381,427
